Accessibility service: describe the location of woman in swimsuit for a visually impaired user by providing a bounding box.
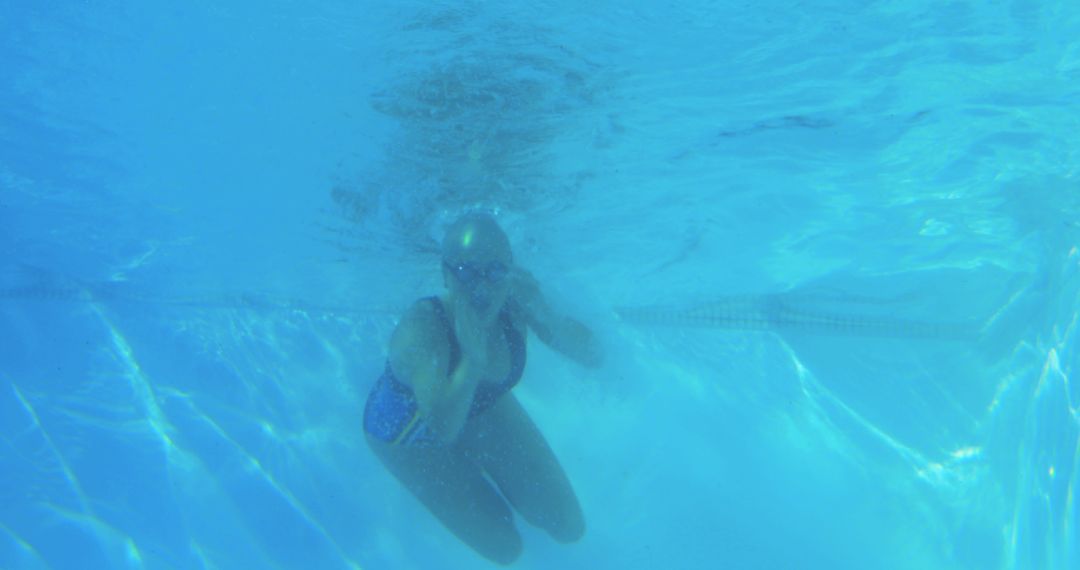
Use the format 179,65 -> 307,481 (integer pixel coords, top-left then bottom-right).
363,211 -> 603,565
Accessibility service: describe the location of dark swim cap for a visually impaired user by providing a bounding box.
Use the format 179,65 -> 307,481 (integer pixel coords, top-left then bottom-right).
441,211 -> 512,264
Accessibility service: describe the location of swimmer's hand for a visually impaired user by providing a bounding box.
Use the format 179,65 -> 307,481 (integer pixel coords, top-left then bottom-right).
508,267 -> 542,308
510,267 -> 604,369
423,295 -> 489,443
452,293 -> 491,367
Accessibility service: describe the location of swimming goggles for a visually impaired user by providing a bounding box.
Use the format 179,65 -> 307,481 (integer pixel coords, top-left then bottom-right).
444,260 -> 510,287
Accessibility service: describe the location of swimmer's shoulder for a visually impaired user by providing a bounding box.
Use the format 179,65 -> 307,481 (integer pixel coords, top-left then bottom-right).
389,296 -> 452,381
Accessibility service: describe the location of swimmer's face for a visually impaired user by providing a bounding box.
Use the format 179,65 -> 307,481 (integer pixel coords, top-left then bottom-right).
443,253 -> 512,319
442,218 -> 513,320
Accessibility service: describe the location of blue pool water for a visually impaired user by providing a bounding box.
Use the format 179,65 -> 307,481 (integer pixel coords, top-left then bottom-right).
2,1 -> 1078,569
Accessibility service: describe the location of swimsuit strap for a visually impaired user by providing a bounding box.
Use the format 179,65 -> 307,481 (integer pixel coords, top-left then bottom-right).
428,296 -> 522,385
500,309 -> 526,384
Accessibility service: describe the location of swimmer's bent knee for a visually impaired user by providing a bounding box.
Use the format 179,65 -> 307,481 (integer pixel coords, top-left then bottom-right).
549,510 -> 585,544
485,530 -> 523,566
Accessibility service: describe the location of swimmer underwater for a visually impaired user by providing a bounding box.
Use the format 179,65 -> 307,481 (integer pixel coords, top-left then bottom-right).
363,211 -> 604,565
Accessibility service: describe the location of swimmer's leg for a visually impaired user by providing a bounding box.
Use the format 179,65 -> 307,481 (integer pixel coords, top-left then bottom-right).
460,394 -> 585,543
365,434 -> 522,565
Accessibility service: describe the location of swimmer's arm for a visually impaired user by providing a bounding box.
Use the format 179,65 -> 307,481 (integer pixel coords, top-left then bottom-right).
511,269 -> 604,369
389,302 -> 479,444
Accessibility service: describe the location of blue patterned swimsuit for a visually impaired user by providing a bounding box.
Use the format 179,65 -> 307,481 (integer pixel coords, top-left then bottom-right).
363,296 -> 527,446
